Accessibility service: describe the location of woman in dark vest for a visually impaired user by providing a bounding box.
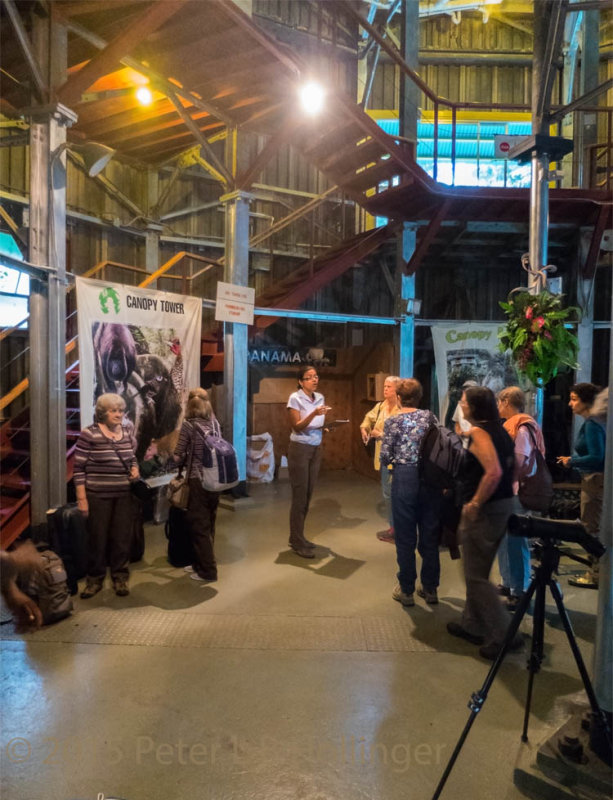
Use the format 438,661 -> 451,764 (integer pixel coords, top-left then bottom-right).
446,386 -> 522,659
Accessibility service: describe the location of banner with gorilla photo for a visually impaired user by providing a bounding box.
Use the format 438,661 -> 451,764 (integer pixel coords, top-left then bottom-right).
431,322 -> 520,429
76,277 -> 202,471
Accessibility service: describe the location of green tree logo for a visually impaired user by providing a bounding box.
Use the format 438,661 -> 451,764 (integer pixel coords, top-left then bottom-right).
99,287 -> 120,314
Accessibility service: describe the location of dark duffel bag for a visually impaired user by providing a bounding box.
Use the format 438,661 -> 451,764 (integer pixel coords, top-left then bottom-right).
130,496 -> 145,563
45,504 -> 89,596
165,506 -> 194,568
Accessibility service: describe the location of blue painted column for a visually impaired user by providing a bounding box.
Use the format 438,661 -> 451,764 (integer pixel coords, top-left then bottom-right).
398,224 -> 417,378
220,190 -> 253,484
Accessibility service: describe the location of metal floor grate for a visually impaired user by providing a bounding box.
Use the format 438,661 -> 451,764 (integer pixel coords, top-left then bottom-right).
1,608 -> 437,652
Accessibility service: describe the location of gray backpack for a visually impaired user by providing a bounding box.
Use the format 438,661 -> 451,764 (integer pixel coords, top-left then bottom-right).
20,549 -> 73,625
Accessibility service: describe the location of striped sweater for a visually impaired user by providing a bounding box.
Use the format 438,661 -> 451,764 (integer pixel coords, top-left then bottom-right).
73,423 -> 138,497
174,417 -> 217,480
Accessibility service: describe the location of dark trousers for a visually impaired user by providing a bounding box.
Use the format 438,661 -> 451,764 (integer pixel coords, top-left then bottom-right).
391,464 -> 441,594
288,440 -> 322,547
86,493 -> 133,583
460,496 -> 514,646
186,478 -> 219,579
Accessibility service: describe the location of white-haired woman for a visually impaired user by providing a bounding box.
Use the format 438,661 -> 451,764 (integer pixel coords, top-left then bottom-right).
74,393 -> 139,598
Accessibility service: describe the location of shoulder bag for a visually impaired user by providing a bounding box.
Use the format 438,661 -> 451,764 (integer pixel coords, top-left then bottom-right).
167,423 -> 196,509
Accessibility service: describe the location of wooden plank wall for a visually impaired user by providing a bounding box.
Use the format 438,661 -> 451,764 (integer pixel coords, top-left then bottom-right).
249,342 -> 395,476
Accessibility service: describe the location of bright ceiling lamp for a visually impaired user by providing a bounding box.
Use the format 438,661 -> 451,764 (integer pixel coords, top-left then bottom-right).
135,86 -> 153,106
299,82 -> 325,115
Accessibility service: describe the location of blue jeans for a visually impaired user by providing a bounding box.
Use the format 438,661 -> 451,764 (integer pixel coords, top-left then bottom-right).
497,497 -> 532,596
380,466 -> 393,528
391,464 -> 440,594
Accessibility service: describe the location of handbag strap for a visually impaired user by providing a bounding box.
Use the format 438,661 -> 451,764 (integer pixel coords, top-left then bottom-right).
105,426 -> 134,477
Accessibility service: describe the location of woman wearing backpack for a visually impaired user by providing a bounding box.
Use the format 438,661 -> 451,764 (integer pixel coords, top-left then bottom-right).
446,386 -> 523,660
173,394 -> 220,583
557,383 -> 606,589
380,378 -> 441,607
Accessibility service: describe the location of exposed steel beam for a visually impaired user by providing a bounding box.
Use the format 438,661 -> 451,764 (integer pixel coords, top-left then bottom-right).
57,0 -> 186,108
235,117 -> 299,190
405,200 -> 451,275
582,203 -> 612,280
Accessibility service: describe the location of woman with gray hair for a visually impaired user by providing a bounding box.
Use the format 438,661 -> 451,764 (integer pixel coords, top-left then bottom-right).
74,393 -> 139,598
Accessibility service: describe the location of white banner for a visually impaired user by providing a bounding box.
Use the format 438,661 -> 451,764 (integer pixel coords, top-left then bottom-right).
76,277 -> 202,466
431,322 -> 519,427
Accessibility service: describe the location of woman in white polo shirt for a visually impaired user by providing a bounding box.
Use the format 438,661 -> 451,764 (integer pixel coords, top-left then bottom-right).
286,366 -> 330,558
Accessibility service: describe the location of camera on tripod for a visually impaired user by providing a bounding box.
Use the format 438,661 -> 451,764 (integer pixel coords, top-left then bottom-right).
508,514 -> 606,559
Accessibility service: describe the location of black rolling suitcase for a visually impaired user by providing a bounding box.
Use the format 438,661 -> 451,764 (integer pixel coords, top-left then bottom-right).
45,504 -> 89,595
165,506 -> 195,567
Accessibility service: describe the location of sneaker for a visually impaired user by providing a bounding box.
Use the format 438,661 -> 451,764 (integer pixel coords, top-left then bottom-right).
446,621 -> 484,645
377,528 -> 395,543
568,573 -> 598,590
392,584 -> 414,607
506,594 -> 521,612
417,585 -> 439,605
113,579 -> 130,597
80,581 -> 103,600
479,635 -> 524,661
190,573 -> 217,583
183,565 -> 194,573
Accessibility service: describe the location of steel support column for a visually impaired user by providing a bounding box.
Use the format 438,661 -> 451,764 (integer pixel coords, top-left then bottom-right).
395,0 -> 419,378
29,13 -> 69,527
220,190 -> 252,483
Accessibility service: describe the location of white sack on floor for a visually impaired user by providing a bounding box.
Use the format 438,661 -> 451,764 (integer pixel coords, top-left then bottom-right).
247,433 -> 275,483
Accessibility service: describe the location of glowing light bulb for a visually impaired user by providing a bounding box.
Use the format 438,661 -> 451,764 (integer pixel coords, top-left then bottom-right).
135,86 -> 153,106
300,82 -> 325,115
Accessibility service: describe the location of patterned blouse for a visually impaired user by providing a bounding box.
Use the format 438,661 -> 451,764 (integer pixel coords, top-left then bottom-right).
380,409 -> 435,467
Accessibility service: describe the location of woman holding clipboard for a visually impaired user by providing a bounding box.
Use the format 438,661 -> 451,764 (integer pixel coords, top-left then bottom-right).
286,366 -> 331,558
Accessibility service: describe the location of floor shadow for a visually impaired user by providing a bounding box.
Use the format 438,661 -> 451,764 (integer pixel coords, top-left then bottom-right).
75,576 -> 218,612
274,548 -> 366,580
308,497 -> 366,532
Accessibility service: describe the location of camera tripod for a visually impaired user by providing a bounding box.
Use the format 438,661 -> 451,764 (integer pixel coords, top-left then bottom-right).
432,535 -> 612,800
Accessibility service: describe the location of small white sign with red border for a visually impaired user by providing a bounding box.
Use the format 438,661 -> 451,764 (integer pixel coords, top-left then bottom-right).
215,281 -> 255,325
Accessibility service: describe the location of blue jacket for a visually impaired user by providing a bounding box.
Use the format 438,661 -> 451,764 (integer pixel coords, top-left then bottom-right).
571,418 -> 606,473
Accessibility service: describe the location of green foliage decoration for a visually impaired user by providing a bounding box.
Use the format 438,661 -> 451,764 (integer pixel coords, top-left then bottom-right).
498,290 -> 580,386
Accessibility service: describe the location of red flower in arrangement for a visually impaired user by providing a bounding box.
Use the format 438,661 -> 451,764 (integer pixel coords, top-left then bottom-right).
499,290 -> 580,386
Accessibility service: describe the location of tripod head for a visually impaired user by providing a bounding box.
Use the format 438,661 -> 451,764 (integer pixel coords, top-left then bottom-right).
508,514 -> 606,559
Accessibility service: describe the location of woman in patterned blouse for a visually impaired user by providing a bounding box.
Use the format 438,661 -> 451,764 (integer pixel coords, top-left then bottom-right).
380,378 -> 441,607
74,393 -> 139,599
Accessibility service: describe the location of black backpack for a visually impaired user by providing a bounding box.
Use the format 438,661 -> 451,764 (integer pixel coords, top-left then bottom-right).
165,506 -> 195,568
19,549 -> 73,625
419,415 -> 466,504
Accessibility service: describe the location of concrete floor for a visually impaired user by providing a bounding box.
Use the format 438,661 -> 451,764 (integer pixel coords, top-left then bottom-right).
0,470 -> 600,800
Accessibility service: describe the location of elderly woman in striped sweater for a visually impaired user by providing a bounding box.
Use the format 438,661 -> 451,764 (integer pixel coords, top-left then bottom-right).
74,393 -> 139,599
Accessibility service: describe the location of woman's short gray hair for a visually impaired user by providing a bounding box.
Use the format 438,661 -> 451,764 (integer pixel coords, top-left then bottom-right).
95,393 -> 126,422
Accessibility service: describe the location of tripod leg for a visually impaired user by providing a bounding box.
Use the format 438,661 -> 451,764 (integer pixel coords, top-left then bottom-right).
431,582 -> 535,800
521,571 -> 547,742
548,579 -> 613,751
